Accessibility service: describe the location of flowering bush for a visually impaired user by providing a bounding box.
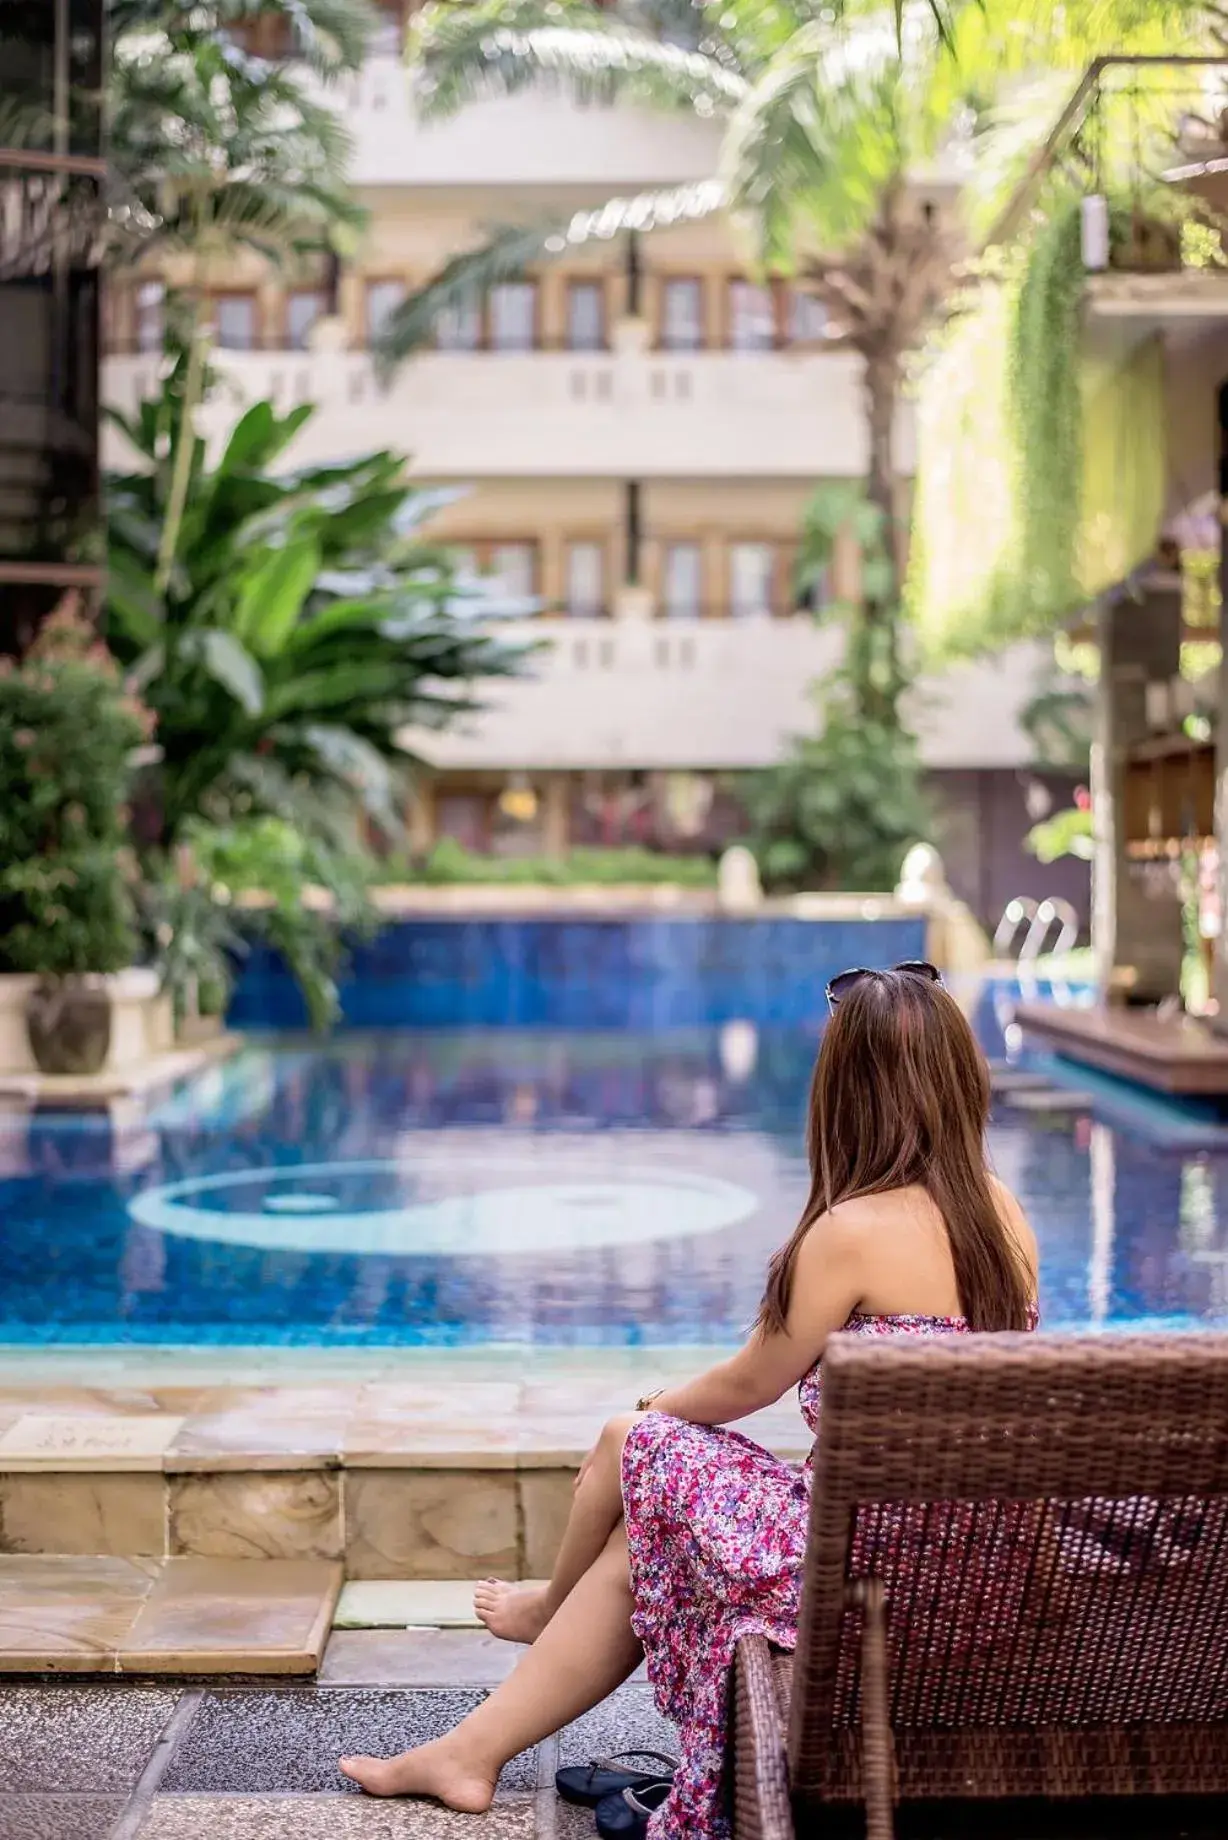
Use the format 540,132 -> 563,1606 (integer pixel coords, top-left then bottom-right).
0,599 -> 150,977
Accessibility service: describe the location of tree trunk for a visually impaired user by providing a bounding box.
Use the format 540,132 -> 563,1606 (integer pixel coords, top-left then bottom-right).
858,346 -> 903,724
154,294 -> 206,599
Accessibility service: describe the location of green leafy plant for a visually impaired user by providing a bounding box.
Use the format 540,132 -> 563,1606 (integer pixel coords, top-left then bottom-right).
0,602 -> 147,977
392,839 -> 717,887
192,817 -> 374,1030
113,0 -> 372,594
105,348 -> 526,855
386,0 -> 987,723
1019,650 -> 1095,772
1009,198 -> 1086,630
741,666 -> 929,892
911,146 -> 1204,657
2,2 -> 374,603
1026,801 -> 1094,864
144,816 -> 377,1032
739,480 -> 927,891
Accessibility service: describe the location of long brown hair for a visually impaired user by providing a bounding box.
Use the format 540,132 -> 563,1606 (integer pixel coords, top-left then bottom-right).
758,969 -> 1032,1335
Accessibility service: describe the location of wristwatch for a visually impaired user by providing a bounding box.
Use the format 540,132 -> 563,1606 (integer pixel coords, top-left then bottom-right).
636,1389 -> 664,1412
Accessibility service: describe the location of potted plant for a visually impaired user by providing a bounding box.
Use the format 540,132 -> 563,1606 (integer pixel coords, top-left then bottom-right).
0,600 -> 149,1075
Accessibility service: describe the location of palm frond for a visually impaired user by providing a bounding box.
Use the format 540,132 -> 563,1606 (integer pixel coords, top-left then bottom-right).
105,0 -> 365,269
108,0 -> 374,76
410,0 -> 748,120
375,180 -> 726,374
723,13 -> 935,260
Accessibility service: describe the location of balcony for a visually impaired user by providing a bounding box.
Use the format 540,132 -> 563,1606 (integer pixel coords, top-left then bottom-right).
102,347 -> 912,481
332,55 -> 724,190
409,620 -> 1057,773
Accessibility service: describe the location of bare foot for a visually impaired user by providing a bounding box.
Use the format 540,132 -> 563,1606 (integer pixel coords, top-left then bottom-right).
339,1735 -> 496,1810
473,1579 -> 552,1644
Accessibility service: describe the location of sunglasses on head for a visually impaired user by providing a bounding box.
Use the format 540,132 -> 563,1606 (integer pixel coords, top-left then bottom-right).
825,960 -> 942,1012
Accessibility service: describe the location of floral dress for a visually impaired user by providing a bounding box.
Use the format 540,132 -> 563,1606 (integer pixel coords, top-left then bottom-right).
620,1310 -> 1038,1840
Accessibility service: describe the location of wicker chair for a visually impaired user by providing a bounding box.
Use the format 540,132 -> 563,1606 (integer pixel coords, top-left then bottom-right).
732,1332 -> 1228,1839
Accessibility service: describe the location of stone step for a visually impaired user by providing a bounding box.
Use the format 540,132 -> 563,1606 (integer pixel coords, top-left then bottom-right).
999,1086 -> 1095,1113
0,1382 -> 812,1579
0,1555 -> 341,1674
333,1578 -> 548,1630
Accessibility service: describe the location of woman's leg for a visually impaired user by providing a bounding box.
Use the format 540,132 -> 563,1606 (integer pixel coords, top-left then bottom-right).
341,1524 -> 643,1806
476,1412 -> 639,1643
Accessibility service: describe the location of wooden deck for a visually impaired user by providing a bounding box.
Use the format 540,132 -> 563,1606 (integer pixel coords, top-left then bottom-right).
1014,1002 -> 1228,1097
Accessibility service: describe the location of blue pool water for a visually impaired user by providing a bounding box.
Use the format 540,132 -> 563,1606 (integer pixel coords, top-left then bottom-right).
2,985 -> 1227,1345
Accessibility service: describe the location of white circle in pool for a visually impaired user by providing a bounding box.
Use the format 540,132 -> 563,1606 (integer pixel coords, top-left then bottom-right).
126,1158 -> 758,1256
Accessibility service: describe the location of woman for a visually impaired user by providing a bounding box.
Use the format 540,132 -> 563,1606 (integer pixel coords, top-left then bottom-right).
342,964 -> 1039,1836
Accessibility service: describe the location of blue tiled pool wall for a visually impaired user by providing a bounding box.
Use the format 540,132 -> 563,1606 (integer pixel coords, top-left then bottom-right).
228,916 -> 930,1031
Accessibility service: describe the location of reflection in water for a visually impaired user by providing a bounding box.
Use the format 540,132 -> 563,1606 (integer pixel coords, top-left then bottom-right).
1088,1124 -> 1114,1329
0,1016 -> 1225,1345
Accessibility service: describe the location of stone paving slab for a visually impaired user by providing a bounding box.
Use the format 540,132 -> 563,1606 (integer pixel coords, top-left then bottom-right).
0,1558 -> 341,1675
0,1684 -> 181,1791
160,1689 -> 538,1795
555,1684 -> 677,1770
136,1795 -> 537,1839
0,1560 -> 161,1674
121,1561 -> 341,1675
0,1796 -> 126,1840
333,1581 -> 484,1629
319,1630 -> 519,1688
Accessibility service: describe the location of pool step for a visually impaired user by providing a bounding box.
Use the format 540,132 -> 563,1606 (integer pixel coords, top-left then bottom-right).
998,1086 -> 1095,1114
333,1578 -> 546,1629
0,1385 -> 810,1584
988,1067 -> 1056,1094
0,1555 -> 340,1674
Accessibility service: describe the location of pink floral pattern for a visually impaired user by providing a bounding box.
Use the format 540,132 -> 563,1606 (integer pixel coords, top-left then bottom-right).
620,1310 -> 1038,1840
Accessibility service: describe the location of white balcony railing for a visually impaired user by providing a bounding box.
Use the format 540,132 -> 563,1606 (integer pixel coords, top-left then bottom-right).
411,620 -> 1059,774
333,57 -> 724,190
102,347 -> 912,481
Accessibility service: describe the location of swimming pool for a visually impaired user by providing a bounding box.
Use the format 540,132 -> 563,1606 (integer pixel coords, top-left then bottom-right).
2,998 -> 1226,1345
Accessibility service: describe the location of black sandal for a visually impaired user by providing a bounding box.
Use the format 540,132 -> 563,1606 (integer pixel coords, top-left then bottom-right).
555,1749 -> 678,1809
595,1780 -> 675,1838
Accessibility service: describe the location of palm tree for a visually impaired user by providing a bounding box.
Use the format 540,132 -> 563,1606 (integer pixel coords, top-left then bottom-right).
105,0 -> 376,593
376,0 -> 1216,724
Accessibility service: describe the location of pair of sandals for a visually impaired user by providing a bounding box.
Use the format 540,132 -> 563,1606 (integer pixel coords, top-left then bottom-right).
556,1748 -> 679,1839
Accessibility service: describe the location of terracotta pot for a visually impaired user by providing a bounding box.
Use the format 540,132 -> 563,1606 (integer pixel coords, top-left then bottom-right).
25,979 -> 113,1076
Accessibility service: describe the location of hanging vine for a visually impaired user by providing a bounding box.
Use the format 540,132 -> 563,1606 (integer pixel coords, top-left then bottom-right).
1007,195 -> 1085,630
909,185 -> 1170,658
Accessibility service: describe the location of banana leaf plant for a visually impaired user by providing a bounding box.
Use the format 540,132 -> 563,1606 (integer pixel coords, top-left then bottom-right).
104,345 -> 528,853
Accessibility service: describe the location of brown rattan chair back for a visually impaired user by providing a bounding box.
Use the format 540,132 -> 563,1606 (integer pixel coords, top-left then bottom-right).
788,1331 -> 1228,1813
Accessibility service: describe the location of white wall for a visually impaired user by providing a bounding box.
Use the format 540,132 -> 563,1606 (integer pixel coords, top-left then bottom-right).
337,57 -> 725,190
409,623 -> 1062,773
102,348 -> 913,482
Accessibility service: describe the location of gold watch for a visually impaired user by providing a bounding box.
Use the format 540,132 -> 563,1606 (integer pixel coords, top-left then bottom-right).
636,1389 -> 664,1412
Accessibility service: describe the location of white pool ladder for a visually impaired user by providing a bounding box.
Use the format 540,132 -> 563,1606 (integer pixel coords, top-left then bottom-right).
993,896 -> 1080,963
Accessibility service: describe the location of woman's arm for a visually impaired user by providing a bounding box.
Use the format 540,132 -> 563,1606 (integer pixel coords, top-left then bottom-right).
646,1211 -> 864,1426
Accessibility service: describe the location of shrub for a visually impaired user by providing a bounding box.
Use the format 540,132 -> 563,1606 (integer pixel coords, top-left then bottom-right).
0,603 -> 147,977
385,839 -> 717,888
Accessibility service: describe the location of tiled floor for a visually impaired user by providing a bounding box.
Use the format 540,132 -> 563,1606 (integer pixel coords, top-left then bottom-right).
0,1374 -> 808,1471
0,1647 -> 673,1840
0,1557 -> 341,1674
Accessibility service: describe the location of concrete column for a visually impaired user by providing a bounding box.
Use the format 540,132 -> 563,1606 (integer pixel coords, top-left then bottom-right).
831,522 -> 860,605
256,278 -> 282,346
542,775 -> 570,856
539,269 -> 566,348
539,528 -> 564,608
408,779 -> 435,855
337,271 -> 364,348
1092,583 -> 1185,1004
701,529 -> 724,618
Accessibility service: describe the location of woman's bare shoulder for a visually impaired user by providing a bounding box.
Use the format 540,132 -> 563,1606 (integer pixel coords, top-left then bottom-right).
988,1176 -> 1039,1273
